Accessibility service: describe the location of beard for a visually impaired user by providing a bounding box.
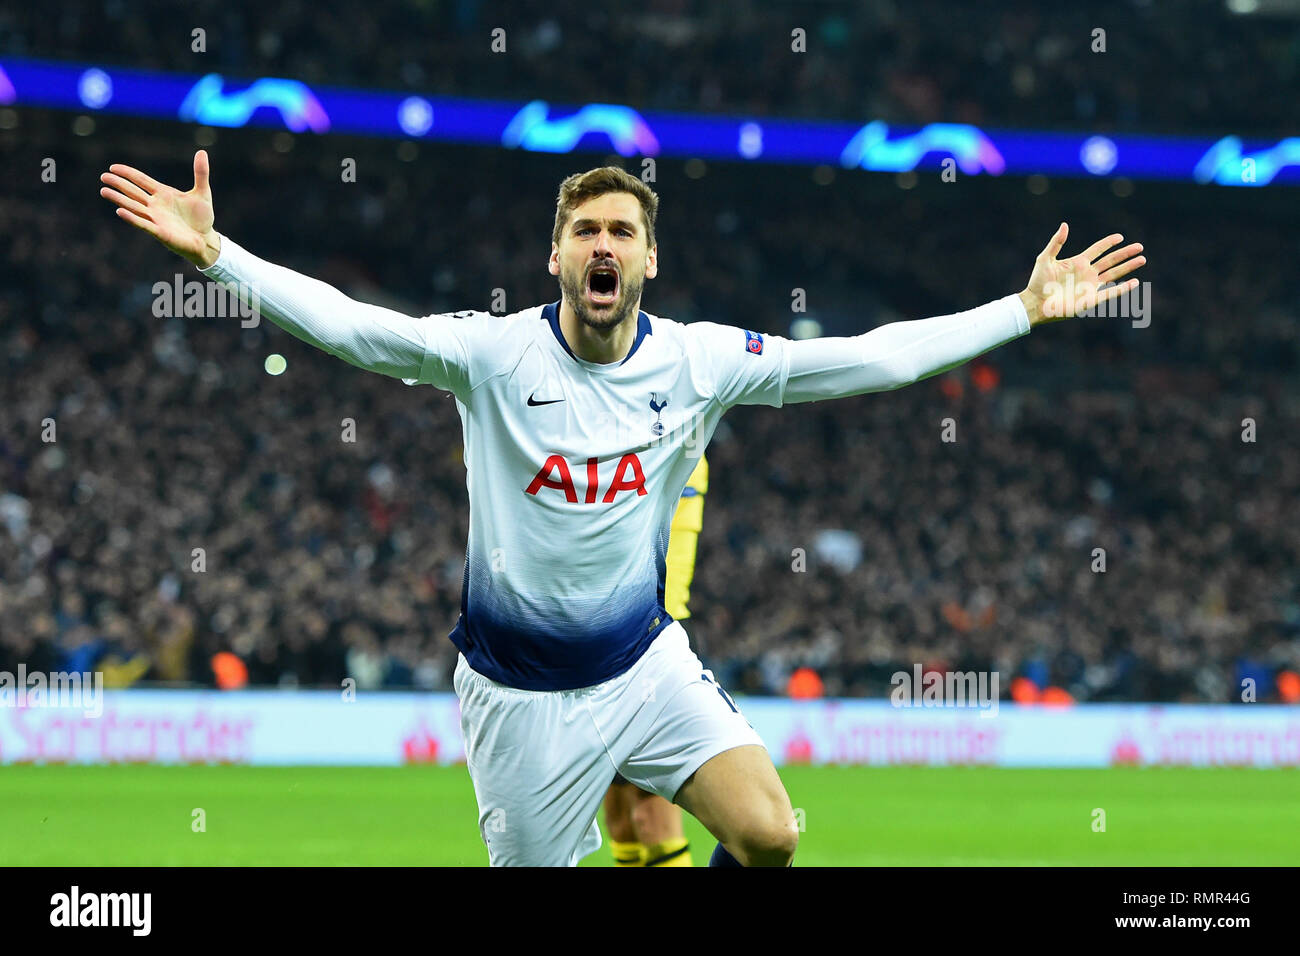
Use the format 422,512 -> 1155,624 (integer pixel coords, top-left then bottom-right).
559,264 -> 644,332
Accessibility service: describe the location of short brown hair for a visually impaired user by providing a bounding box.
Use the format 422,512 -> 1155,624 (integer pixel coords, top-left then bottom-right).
552,167 -> 659,250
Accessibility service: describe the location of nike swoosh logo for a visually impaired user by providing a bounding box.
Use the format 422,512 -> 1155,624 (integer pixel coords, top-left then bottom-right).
527,392 -> 565,406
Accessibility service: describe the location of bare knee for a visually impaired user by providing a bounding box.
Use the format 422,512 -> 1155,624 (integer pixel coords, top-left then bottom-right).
732,813 -> 799,867
673,744 -> 797,866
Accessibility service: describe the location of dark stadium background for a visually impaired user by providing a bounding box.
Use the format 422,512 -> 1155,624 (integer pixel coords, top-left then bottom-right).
1,0 -> 1297,709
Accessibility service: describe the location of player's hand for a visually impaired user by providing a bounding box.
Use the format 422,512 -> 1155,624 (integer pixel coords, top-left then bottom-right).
99,149 -> 221,269
1018,223 -> 1145,327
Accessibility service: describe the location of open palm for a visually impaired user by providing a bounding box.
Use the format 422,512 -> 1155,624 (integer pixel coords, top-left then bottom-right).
99,150 -> 220,268
1022,223 -> 1145,325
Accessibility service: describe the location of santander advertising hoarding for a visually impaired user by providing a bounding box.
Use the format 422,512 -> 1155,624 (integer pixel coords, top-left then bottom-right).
1,691 -> 1297,767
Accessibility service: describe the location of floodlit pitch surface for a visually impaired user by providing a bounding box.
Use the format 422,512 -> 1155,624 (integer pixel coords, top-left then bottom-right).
2,766 -> 1297,866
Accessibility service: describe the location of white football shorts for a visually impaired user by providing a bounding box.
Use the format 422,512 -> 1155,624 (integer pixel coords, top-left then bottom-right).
453,621 -> 766,866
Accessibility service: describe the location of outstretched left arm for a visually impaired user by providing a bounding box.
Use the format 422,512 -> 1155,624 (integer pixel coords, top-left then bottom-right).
782,225 -> 1145,404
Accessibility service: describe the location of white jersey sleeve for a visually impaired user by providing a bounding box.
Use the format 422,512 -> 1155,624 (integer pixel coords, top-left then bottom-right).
199,234 -> 489,399
691,294 -> 1029,409
690,321 -> 791,409
782,294 -> 1030,403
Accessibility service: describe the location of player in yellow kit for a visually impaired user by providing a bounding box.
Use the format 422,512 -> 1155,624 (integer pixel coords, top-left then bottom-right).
602,455 -> 708,867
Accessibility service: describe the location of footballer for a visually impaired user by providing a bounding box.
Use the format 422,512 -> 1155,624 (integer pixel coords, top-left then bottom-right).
100,152 -> 1144,866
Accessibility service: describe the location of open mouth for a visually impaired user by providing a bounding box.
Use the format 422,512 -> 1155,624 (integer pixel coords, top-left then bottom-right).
586,266 -> 620,305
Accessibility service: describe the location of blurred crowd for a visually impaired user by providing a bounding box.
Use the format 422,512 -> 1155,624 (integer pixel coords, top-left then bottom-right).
0,91 -> 1297,703
3,0 -> 1298,135
699,381 -> 1297,703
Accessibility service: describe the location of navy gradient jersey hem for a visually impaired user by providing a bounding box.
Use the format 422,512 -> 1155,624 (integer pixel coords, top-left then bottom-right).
450,608 -> 676,690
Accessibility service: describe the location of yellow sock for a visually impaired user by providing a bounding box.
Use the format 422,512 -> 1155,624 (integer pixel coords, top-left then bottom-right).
643,837 -> 692,867
610,839 -> 646,867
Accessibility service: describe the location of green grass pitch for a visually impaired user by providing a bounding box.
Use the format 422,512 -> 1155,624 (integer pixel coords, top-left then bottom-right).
3,765 -> 1297,865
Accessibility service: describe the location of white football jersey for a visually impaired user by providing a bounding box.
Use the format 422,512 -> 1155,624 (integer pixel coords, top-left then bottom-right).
201,235 -> 1029,692
403,302 -> 787,690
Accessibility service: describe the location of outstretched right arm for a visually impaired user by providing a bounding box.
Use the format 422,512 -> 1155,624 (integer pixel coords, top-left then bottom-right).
100,150 -> 468,390
195,233 -> 446,384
